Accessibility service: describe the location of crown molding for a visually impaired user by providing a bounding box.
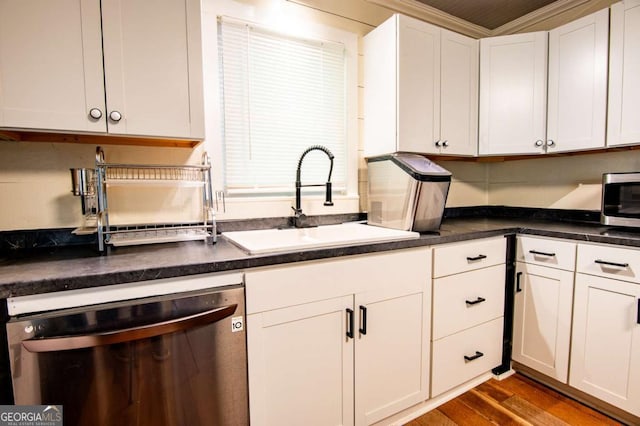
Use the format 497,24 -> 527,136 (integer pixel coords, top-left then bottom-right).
491,0 -> 591,35
365,0 -> 593,38
364,0 -> 491,38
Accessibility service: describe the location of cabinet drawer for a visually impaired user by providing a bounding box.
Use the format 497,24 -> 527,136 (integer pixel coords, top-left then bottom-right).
433,264 -> 505,339
433,237 -> 506,278
517,236 -> 576,271
577,243 -> 640,284
432,317 -> 504,397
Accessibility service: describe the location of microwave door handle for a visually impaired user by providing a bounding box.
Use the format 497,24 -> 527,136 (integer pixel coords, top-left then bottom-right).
22,304 -> 238,353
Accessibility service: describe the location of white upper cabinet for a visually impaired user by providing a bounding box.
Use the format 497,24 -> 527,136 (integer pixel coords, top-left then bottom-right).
364,14 -> 478,157
0,0 -> 204,140
479,32 -> 548,155
396,15 -> 440,155
439,29 -> 479,156
100,0 -> 204,139
480,9 -> 609,155
547,8 -> 609,153
0,0 -> 105,133
607,0 -> 640,147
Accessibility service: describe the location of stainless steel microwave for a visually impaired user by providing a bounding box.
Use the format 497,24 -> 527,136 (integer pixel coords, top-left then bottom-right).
601,172 -> 640,227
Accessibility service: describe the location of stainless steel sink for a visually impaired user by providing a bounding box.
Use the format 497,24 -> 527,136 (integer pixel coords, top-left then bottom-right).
222,222 -> 420,255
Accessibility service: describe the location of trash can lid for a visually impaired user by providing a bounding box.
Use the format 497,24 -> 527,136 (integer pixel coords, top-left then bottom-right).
366,152 -> 451,182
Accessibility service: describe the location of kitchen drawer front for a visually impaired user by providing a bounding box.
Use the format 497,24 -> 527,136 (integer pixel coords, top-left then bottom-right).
577,243 -> 640,284
433,264 -> 505,340
431,317 -> 504,397
517,236 -> 577,271
433,237 -> 506,278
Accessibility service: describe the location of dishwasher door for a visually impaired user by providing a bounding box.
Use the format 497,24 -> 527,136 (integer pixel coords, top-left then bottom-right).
6,285 -> 248,426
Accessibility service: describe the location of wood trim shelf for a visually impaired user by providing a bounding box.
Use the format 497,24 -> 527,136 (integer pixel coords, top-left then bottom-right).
0,130 -> 201,148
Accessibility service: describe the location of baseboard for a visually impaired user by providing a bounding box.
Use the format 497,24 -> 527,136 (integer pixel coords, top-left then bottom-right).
372,372 -> 494,426
513,362 -> 640,426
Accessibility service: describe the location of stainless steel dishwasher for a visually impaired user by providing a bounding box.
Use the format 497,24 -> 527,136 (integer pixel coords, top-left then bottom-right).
6,273 -> 248,426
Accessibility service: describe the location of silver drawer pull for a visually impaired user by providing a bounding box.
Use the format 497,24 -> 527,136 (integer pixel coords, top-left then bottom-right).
529,250 -> 556,257
595,259 -> 629,268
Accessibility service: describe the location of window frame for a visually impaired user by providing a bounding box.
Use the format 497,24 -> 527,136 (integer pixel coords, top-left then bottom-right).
201,1 -> 359,220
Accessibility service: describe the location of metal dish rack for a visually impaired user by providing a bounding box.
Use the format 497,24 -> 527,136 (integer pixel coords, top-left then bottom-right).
93,146 -> 218,251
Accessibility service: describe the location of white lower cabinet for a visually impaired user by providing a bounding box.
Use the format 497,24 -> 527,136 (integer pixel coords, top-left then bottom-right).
355,290 -> 426,425
512,236 -> 576,383
513,262 -> 574,382
431,237 -> 507,397
512,238 -> 640,420
570,243 -> 640,417
247,296 -> 354,426
432,317 -> 504,397
245,248 -> 431,426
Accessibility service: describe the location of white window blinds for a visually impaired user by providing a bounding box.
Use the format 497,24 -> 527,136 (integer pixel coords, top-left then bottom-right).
218,17 -> 347,195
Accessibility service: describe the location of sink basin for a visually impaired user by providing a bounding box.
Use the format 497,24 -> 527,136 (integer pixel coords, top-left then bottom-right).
222,222 -> 420,255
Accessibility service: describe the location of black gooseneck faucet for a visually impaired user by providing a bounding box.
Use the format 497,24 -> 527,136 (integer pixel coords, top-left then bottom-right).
292,145 -> 334,228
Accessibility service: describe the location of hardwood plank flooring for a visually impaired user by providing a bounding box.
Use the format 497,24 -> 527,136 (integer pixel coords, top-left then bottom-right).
405,374 -> 624,426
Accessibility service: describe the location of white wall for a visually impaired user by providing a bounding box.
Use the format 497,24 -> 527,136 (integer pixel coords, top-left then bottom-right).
488,151 -> 640,209
0,142 -> 205,230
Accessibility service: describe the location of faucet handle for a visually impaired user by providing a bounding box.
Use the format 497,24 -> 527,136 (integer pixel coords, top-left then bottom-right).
324,182 -> 334,206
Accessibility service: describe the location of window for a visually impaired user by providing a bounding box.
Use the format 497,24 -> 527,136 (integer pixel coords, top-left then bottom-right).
217,17 -> 347,196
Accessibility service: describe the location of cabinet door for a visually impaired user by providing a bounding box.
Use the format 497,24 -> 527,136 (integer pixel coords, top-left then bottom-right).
0,0 -> 105,132
547,8 -> 608,153
570,273 -> 640,417
608,0 -> 640,147
247,296 -> 354,426
397,15 -> 440,154
439,29 -> 478,156
355,289 -> 429,426
513,262 -> 574,383
101,0 -> 204,139
363,15 -> 398,156
479,32 -> 547,155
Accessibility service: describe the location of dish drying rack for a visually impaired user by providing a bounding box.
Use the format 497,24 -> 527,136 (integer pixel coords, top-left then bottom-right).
74,146 -> 221,252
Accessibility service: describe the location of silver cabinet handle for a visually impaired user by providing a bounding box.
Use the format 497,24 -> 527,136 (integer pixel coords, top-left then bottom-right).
89,108 -> 102,120
535,140 -> 544,147
546,139 -> 555,147
435,140 -> 441,147
442,140 -> 448,148
109,110 -> 122,122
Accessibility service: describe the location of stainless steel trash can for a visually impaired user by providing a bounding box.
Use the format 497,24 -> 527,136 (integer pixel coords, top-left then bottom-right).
366,153 -> 451,232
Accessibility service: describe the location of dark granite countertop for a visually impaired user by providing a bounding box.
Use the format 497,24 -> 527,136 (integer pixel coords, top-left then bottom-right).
3,216 -> 640,299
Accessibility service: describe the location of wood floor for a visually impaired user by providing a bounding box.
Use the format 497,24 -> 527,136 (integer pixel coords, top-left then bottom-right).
405,374 -> 624,426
